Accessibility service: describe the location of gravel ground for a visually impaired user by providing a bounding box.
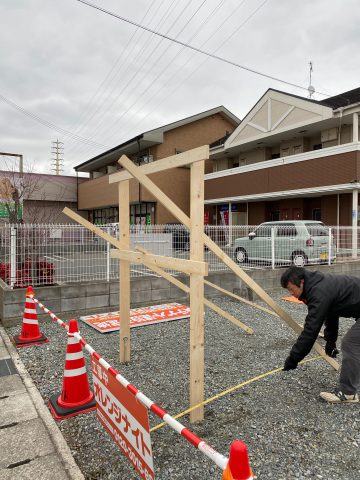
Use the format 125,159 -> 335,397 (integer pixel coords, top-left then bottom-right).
6,289 -> 360,479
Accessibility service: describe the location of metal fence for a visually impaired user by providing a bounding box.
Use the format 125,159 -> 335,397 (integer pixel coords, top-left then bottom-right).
0,223 -> 359,288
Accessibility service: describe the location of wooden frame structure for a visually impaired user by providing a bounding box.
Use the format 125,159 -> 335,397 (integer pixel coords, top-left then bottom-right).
64,144 -> 338,424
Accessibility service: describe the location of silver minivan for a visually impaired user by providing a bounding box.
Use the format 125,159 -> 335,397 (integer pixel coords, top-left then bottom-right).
233,220 -> 336,267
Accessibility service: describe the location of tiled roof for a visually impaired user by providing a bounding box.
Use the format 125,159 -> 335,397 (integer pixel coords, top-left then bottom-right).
318,87 -> 360,109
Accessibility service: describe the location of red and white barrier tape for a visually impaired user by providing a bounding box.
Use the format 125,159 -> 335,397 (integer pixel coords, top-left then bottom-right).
32,295 -> 229,471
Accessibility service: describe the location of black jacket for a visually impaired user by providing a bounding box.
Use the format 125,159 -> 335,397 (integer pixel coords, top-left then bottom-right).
289,270 -> 360,362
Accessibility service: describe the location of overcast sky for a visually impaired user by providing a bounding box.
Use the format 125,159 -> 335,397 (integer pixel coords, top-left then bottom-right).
1,0 -> 359,176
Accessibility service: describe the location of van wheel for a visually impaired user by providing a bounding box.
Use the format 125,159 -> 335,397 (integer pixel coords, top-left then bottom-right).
235,248 -> 248,264
292,252 -> 308,267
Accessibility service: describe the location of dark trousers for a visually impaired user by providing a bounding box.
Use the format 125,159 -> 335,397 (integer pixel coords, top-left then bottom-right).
339,319 -> 360,394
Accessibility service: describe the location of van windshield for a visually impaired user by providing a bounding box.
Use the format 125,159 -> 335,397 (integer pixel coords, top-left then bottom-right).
305,222 -> 328,236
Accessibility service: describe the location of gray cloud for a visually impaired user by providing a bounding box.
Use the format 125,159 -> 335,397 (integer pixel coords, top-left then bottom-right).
1,0 -> 360,175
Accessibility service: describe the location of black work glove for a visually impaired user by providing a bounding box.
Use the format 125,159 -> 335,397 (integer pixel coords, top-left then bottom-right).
283,356 -> 298,371
325,341 -> 339,358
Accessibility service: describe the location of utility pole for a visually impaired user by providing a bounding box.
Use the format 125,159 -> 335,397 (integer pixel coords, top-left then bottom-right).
51,139 -> 64,175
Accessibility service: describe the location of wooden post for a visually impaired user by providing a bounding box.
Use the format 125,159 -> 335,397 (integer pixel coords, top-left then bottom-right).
189,160 -> 205,422
119,180 -> 130,363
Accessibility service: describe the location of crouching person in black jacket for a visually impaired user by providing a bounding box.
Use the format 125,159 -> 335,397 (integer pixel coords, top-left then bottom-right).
280,266 -> 360,403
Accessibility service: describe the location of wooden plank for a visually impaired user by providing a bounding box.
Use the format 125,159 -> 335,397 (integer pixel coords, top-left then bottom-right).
110,249 -> 208,275
116,160 -> 339,371
119,181 -> 130,363
63,208 -> 253,337
109,145 -> 209,184
136,247 -> 253,334
189,160 -> 204,423
63,207 -> 251,334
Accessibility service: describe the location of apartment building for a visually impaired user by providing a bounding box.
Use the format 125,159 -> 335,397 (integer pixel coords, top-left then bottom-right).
205,87 -> 360,227
75,107 -> 239,225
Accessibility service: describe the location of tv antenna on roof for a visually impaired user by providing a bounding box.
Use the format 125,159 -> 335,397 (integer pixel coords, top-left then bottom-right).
308,61 -> 315,98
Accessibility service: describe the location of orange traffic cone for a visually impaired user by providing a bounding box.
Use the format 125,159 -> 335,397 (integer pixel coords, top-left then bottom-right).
48,319 -> 96,420
222,440 -> 254,480
13,286 -> 48,347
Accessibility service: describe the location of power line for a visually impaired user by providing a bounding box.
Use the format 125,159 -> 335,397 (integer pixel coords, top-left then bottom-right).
66,0 -> 167,145
75,0 -> 329,97
85,0 -> 209,145
66,0 -> 181,159
105,0 -> 265,144
73,0 -> 195,149
68,0 -> 237,159
0,92 -> 108,149
100,0 -> 246,145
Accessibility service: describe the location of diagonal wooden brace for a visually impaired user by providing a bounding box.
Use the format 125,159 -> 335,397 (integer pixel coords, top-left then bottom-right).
117,156 -> 339,371
135,247 -> 253,334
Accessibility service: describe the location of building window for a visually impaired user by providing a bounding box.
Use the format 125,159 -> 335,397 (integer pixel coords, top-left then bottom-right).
271,210 -> 280,220
93,207 -> 118,224
130,202 -> 155,225
312,208 -> 321,220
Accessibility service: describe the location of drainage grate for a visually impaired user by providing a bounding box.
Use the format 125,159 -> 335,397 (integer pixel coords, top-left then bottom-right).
0,358 -> 17,377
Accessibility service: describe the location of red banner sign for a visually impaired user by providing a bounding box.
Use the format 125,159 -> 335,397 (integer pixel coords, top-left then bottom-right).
91,356 -> 154,480
80,303 -> 190,333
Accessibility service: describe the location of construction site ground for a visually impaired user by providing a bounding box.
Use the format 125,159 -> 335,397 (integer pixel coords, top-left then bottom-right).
3,289 -> 360,479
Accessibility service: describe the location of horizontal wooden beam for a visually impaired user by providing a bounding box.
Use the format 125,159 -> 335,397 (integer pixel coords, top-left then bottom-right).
109,145 -> 209,184
110,248 -> 208,276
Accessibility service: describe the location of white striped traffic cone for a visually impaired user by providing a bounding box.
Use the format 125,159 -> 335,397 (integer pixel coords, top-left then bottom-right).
13,286 -> 48,347
48,319 -> 96,420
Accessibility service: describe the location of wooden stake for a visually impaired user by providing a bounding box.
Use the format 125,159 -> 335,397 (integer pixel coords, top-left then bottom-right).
189,160 -> 204,422
119,180 -> 130,363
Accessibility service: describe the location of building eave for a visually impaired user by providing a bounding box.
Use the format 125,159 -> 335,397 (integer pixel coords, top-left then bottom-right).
204,182 -> 360,205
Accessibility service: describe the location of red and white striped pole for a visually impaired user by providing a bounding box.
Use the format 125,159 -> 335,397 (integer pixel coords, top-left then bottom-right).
32,293 -> 253,476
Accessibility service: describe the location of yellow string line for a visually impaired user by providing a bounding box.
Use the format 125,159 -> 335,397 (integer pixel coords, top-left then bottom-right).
150,356 -> 322,432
